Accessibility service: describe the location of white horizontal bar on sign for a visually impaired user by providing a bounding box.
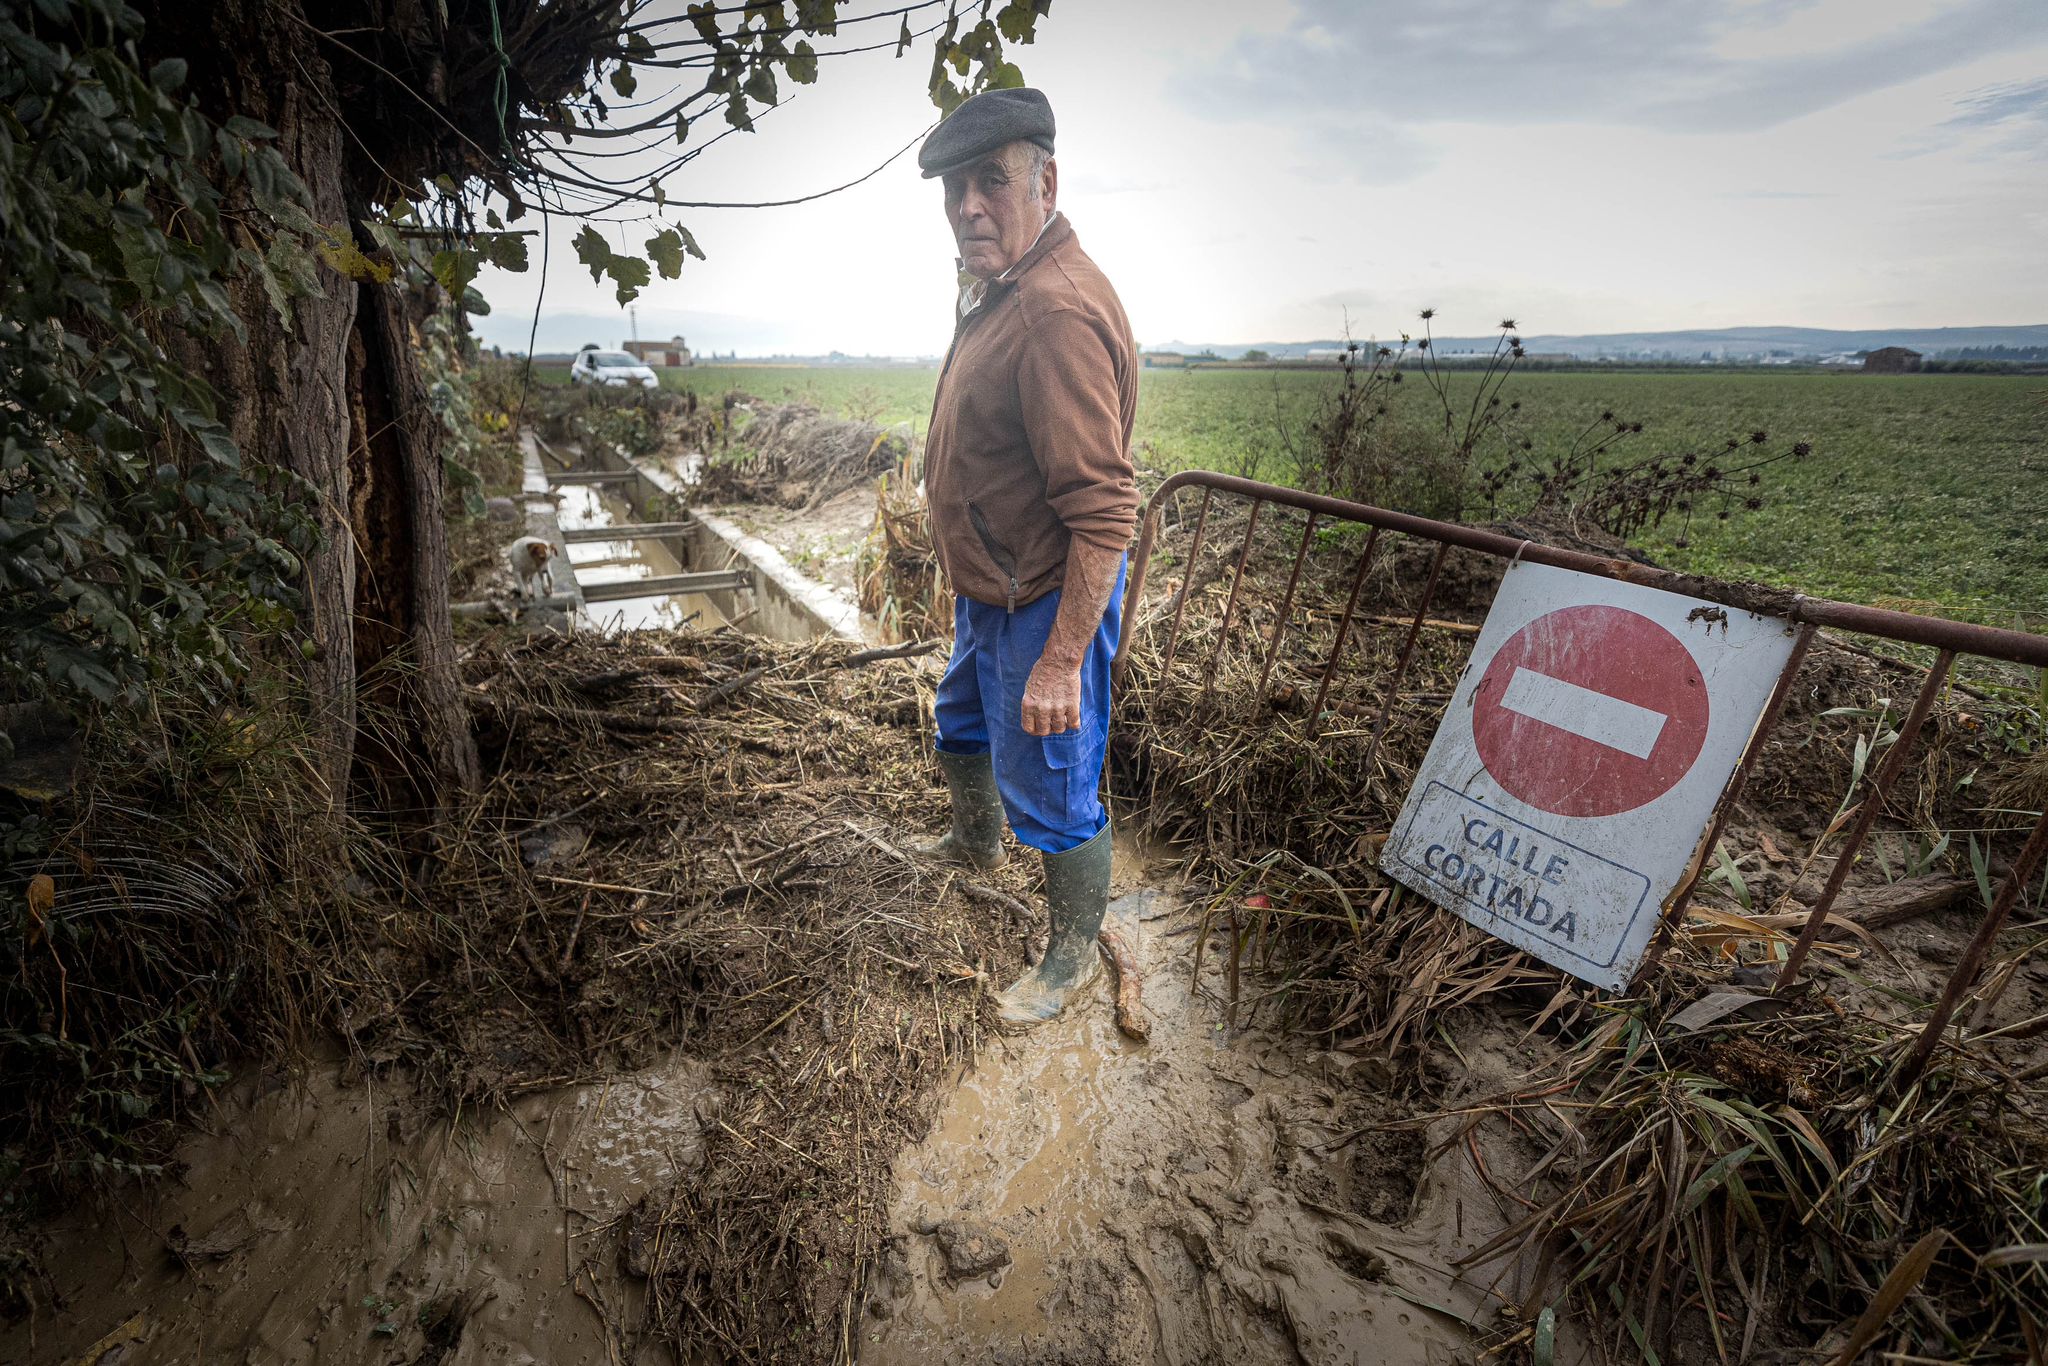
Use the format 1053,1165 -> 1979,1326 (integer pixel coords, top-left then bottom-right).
1498,667 -> 1669,760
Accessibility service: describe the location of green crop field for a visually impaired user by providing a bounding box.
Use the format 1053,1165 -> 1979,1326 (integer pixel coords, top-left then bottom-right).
662,363 -> 939,429
658,363 -> 2045,627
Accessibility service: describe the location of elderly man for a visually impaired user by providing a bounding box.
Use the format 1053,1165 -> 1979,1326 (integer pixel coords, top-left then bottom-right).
912,87 -> 1139,1028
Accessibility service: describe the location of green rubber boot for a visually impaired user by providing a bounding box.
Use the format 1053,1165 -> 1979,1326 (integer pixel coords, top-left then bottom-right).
996,825 -> 1113,1029
911,750 -> 1008,871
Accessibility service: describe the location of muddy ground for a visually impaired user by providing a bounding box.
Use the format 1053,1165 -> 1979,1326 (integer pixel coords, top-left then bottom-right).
8,1059 -> 707,1365
10,432 -> 2046,1364
711,484 -> 876,607
2,851 -> 1542,1366
15,871 -> 2043,1366
869,885 -> 1505,1366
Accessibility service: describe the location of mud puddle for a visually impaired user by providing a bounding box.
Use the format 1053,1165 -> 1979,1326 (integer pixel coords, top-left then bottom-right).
5,1058 -> 712,1365
864,884 -> 1502,1366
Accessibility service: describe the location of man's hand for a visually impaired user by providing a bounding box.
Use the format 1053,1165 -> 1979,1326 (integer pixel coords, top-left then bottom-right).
1021,655 -> 1084,736
1019,539 -> 1124,737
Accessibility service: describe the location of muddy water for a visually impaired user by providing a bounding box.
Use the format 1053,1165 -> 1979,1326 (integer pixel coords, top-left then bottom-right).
554,481 -> 732,634
4,1060 -> 711,1365
864,887 -> 1496,1366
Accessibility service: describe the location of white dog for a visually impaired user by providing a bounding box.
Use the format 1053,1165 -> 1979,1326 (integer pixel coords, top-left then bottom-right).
506,535 -> 555,599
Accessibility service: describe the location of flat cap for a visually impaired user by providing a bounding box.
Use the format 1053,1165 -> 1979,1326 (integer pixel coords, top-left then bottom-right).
918,87 -> 1055,179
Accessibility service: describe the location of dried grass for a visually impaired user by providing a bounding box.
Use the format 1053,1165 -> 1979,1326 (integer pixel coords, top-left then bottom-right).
698,403 -> 910,511
1111,487 -> 2048,1359
1432,987 -> 2048,1362
856,452 -> 953,646
445,627 -> 1034,1361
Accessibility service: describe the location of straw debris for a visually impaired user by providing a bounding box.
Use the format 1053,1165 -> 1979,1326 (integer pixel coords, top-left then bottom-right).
4,623 -> 1045,1357
1437,982 -> 2048,1362
448,627 -> 1036,1359
857,452 -> 954,645
1112,489 -> 2048,1359
698,402 -> 911,511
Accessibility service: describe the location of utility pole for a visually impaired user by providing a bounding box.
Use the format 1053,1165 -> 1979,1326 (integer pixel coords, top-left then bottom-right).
629,304 -> 639,345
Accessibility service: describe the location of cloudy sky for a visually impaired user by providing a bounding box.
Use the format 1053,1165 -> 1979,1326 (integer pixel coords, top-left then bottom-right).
471,0 -> 2048,357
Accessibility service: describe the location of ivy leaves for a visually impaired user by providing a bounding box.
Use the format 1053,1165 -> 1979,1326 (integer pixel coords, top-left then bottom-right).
573,225 -> 645,304
645,225 -> 704,281
929,3 -> 1046,112
564,0 -> 1051,300
571,222 -> 704,305
785,40 -> 818,86
452,0 -> 1052,329
0,0 -> 318,717
429,231 -> 528,299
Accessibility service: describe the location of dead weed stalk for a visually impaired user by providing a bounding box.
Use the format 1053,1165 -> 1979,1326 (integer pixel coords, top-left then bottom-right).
857,451 -> 953,646
1439,994 -> 2048,1362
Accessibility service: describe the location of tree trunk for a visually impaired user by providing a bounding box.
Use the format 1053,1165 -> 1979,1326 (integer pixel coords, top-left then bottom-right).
346,271 -> 479,817
150,0 -> 477,821
154,0 -> 361,805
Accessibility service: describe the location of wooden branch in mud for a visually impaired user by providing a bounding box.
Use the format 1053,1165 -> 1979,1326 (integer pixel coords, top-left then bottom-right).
1785,876 -> 1974,929
839,639 -> 942,667
960,880 -> 1032,924
842,820 -> 912,865
689,643 -> 939,710
1817,875 -> 1974,929
571,655 -> 707,692
1097,923 -> 1149,1042
557,891 -> 593,973
1744,874 -> 1976,935
694,664 -> 774,708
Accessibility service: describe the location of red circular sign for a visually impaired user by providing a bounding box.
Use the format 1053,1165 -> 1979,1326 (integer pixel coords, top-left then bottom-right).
1471,605 -> 1709,818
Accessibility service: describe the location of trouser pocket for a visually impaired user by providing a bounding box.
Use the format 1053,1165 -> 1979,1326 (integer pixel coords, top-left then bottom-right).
1039,723 -> 1101,831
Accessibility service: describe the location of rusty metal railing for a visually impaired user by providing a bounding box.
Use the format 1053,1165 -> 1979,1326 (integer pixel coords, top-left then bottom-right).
1113,470 -> 2048,1090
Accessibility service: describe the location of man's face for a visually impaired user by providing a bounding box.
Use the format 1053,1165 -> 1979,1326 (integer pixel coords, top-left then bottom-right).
942,141 -> 1056,280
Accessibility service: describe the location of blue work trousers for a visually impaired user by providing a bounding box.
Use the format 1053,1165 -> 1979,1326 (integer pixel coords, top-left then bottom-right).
934,558 -> 1126,853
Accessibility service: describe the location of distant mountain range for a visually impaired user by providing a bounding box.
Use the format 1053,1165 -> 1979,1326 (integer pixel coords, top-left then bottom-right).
1151,324 -> 2048,362
480,311 -> 2048,365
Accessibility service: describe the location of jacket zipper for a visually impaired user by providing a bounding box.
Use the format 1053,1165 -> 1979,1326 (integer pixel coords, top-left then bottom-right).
966,501 -> 1020,614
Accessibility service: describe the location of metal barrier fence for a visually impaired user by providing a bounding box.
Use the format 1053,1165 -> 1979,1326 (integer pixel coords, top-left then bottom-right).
1112,470 -> 2048,1088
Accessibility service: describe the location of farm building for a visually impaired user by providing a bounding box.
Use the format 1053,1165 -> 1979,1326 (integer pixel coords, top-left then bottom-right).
623,335 -> 694,367
1141,352 -> 1186,368
1862,346 -> 1922,373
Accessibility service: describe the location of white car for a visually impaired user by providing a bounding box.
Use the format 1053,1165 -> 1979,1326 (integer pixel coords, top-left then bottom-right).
570,348 -> 660,389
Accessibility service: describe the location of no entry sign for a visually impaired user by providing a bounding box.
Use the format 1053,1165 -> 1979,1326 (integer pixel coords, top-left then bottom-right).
1471,604 -> 1711,817
1382,562 -> 1798,990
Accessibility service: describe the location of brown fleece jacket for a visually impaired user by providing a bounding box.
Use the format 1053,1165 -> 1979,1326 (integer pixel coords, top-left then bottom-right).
924,214 -> 1139,610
